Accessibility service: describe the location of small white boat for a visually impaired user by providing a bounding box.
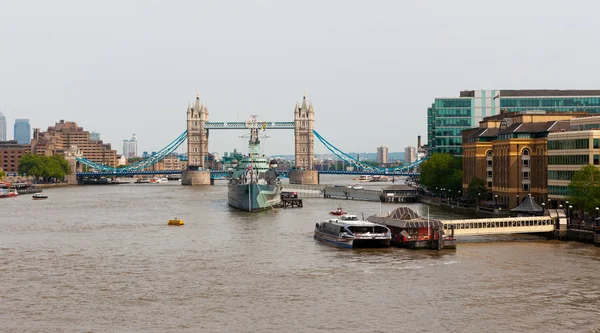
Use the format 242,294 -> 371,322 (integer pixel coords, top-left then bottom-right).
160,178 -> 169,183
314,214 -> 391,248
32,193 -> 48,200
358,175 -> 373,182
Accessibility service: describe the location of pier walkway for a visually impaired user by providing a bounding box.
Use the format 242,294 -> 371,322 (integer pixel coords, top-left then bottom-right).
440,216 -> 561,236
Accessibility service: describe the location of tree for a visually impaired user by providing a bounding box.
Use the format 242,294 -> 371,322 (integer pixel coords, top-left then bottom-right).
467,177 -> 488,200
0,168 -> 5,181
567,165 -> 600,215
18,154 -> 71,182
127,157 -> 143,165
419,153 -> 463,193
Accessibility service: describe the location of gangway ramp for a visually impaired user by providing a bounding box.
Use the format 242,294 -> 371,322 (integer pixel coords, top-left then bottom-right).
441,216 -> 556,236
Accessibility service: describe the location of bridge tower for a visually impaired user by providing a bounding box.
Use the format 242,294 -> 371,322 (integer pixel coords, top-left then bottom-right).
290,92 -> 319,184
182,94 -> 211,185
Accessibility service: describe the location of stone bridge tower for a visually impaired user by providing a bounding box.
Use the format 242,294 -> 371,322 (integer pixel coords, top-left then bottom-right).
186,94 -> 209,168
182,94 -> 211,185
290,92 -> 319,184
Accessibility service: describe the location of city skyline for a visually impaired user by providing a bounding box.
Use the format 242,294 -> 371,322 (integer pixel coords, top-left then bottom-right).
2,1 -> 600,156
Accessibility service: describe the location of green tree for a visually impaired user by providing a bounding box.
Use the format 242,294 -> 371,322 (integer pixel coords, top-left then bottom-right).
419,153 -> 463,193
0,168 -> 5,181
467,177 -> 488,200
127,157 -> 143,165
567,164 -> 600,214
18,154 -> 71,182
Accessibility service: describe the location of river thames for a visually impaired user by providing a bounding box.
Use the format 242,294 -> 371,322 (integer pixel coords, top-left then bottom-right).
2,175 -> 600,332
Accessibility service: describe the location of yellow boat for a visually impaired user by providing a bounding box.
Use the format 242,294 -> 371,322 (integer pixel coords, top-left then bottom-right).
168,218 -> 184,226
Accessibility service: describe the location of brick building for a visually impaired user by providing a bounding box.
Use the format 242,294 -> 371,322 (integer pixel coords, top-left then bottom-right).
31,120 -> 117,167
0,140 -> 31,173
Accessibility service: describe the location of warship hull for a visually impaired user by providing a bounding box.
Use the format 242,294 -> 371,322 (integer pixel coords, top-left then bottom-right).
227,182 -> 282,212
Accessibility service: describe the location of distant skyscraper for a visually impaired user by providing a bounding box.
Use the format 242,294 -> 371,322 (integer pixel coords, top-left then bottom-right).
0,111 -> 6,141
13,119 -> 31,144
90,131 -> 100,141
122,134 -> 138,158
377,145 -> 388,164
404,146 -> 417,164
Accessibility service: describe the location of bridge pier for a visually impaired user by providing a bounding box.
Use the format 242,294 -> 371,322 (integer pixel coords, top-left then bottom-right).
181,169 -> 211,185
289,170 -> 319,185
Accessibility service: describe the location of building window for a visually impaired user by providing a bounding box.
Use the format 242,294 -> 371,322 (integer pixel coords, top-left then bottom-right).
595,155 -> 600,165
487,160 -> 492,167
522,148 -> 530,156
523,183 -> 530,191
487,171 -> 493,178
523,159 -> 530,168
523,171 -> 530,180
595,139 -> 599,149
487,182 -> 492,188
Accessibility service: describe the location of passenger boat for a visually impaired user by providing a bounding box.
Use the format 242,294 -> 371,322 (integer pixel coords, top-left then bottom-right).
329,207 -> 346,216
227,115 -> 281,212
0,188 -> 18,198
358,175 -> 372,182
314,214 -> 391,248
32,193 -> 48,200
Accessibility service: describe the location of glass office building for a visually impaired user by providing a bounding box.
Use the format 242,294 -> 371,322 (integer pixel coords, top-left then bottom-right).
14,119 -> 31,144
427,90 -> 600,156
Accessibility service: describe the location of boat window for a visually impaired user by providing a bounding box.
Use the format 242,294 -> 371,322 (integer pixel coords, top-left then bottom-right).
348,226 -> 373,234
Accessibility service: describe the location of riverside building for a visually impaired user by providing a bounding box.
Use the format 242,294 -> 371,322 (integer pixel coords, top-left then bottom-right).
462,111 -> 584,209
0,140 -> 31,173
428,90 -> 600,156
547,115 -> 600,207
31,120 -> 117,167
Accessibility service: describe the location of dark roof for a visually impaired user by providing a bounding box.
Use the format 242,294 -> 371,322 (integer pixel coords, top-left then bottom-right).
383,185 -> 415,191
366,207 -> 444,228
511,195 -> 543,213
500,121 -> 570,134
460,90 -> 600,98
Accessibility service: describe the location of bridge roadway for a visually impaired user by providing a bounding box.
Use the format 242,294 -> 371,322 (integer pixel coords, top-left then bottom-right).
76,169 -> 419,178
441,216 -> 557,236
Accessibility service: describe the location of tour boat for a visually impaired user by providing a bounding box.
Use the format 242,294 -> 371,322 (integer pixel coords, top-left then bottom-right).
314,214 -> 391,248
32,193 -> 48,200
358,175 -> 372,182
329,207 -> 346,216
0,188 -> 18,198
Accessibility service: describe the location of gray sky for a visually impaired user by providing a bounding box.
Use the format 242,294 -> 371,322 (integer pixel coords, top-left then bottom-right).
1,0 -> 598,156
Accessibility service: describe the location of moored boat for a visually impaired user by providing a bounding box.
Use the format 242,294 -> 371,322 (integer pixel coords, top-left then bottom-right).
0,188 -> 19,198
314,214 -> 391,248
227,115 -> 281,212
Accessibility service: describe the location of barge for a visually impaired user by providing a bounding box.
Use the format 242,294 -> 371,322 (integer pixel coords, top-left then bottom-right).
367,207 -> 456,250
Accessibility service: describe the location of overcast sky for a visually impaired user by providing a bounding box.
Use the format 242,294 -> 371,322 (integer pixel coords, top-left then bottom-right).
1,0 -> 598,156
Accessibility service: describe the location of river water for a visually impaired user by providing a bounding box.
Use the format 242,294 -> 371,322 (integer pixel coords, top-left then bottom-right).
2,175 -> 600,333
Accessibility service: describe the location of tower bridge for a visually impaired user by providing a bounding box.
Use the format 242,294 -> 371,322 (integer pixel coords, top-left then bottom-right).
73,93 -> 425,185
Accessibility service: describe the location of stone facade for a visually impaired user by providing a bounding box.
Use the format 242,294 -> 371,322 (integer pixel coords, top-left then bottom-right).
289,170 -> 319,185
187,94 -> 209,169
181,170 -> 211,185
294,93 -> 315,170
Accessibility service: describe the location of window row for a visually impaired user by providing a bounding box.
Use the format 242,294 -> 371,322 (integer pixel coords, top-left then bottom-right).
435,118 -> 472,127
548,185 -> 571,196
548,170 -> 577,180
548,155 -> 589,165
433,109 -> 473,117
501,97 -> 600,108
548,139 -> 589,150
435,99 -> 472,108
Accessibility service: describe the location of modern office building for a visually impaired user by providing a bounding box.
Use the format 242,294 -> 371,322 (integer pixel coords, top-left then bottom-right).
31,120 -> 117,167
14,119 -> 31,144
428,90 -> 600,156
404,146 -> 417,163
123,134 -> 138,158
547,115 -> 600,207
90,131 -> 100,141
0,111 -> 6,141
462,111 -> 583,209
377,145 -> 388,164
0,140 -> 31,173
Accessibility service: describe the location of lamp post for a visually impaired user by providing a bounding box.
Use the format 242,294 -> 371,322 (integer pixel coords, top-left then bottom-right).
494,194 -> 498,208
596,207 -> 599,219
516,194 -> 520,208
541,202 -> 545,215
548,198 -> 551,209
568,205 -> 573,225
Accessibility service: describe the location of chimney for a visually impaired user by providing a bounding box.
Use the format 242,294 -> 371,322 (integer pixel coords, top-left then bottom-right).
417,135 -> 422,149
